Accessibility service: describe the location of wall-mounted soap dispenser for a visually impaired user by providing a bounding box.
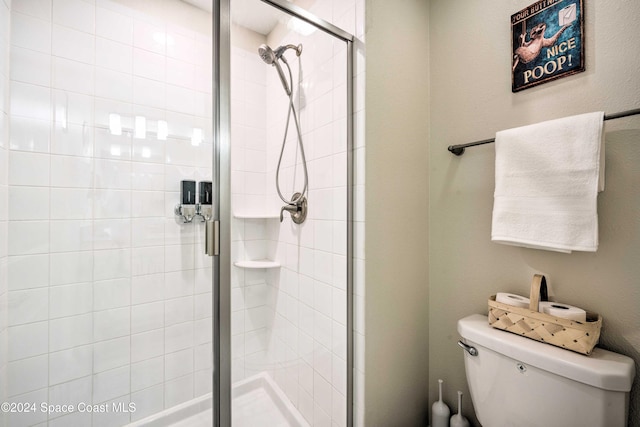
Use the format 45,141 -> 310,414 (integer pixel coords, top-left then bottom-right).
174,180 -> 197,223
196,181 -> 213,221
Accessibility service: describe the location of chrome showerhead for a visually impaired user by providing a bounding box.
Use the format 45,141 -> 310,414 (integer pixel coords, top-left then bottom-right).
259,43 -> 303,65
258,44 -> 293,96
258,44 -> 276,65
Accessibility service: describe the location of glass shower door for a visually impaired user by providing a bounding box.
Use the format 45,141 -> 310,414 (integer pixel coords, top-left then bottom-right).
223,0 -> 353,425
4,1 -> 216,426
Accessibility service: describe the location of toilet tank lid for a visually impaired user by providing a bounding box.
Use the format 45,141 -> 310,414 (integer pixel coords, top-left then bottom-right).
458,314 -> 636,392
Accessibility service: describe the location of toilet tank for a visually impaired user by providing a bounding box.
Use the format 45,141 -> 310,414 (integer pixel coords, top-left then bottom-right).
458,314 -> 635,427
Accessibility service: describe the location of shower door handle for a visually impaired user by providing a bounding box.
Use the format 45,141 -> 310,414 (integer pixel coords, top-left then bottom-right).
205,219 -> 219,256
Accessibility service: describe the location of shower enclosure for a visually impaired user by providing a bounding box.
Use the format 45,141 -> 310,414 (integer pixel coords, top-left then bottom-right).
0,0 -> 354,425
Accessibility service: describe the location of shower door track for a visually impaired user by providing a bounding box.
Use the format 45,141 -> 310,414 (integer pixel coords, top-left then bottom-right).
261,0 -> 355,42
213,1 -> 356,426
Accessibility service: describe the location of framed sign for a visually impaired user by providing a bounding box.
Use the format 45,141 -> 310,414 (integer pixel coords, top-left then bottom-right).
511,0 -> 584,92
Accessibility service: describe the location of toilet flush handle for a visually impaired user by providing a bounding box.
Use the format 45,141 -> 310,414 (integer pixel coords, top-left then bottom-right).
458,340 -> 478,356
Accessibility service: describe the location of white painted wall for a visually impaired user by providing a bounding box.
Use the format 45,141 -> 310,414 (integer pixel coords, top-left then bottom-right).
364,0 -> 430,425
429,1 -> 640,425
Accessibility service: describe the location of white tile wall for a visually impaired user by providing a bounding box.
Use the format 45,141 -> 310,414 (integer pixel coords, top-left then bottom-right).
229,0 -> 365,423
267,27 -> 349,427
1,0 -> 21,420
8,354 -> 49,397
49,313 -> 93,351
11,12 -> 52,54
8,321 -> 48,361
10,46 -> 52,87
49,345 -> 93,385
5,1 -> 214,426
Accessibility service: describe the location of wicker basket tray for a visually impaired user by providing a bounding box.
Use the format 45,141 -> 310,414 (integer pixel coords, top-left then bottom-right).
488,274 -> 602,355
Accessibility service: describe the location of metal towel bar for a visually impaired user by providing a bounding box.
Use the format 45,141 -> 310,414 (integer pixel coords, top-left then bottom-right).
447,108 -> 640,156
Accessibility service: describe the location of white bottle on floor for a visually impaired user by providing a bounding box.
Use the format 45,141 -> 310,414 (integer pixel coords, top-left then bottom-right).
450,391 -> 470,427
432,379 -> 450,427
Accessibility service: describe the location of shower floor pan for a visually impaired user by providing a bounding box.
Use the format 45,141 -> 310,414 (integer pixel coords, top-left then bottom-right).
127,372 -> 309,427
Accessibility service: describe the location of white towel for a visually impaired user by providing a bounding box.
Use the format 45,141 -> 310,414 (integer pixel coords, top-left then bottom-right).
491,112 -> 605,253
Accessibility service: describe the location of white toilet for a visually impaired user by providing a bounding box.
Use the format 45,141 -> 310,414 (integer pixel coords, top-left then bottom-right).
457,314 -> 636,427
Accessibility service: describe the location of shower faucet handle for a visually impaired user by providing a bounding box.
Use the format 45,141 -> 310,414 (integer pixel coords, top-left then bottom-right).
280,204 -> 298,222
280,193 -> 308,224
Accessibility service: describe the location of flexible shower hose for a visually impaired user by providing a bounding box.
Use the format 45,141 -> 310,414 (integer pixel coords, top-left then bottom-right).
275,56 -> 309,206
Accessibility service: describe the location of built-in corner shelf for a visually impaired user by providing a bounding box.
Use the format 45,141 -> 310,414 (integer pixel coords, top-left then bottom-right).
232,212 -> 280,269
233,212 -> 279,220
233,260 -> 281,269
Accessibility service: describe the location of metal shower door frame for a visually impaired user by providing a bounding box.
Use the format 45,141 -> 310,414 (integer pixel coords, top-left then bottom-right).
212,1 -> 355,425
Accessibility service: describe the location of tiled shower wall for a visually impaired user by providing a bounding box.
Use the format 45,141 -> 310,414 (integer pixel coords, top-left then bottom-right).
264,22 -> 349,426
266,2 -> 365,426
5,1 -> 212,425
229,0 -> 365,425
229,24 -> 275,383
0,1 -> 10,424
